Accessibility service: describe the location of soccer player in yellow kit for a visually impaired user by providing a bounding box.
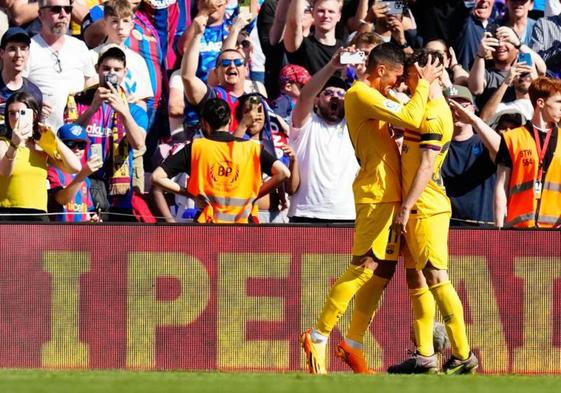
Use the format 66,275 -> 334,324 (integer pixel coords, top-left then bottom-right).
387,50 -> 479,374
300,42 -> 443,374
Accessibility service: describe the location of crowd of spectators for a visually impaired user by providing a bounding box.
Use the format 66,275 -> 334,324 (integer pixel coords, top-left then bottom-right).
0,0 -> 560,227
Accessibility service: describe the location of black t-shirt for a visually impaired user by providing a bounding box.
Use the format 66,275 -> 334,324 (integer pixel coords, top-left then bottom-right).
495,123 -> 558,179
286,35 -> 343,75
0,77 -> 43,116
442,134 -> 496,226
161,132 -> 277,179
257,0 -> 284,98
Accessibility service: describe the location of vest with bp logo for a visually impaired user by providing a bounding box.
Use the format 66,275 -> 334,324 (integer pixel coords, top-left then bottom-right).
187,138 -> 262,223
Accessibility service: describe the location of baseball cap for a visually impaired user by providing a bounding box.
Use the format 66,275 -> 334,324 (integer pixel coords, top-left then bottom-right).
444,85 -> 474,104
58,123 -> 88,141
279,64 -> 312,87
322,76 -> 348,92
0,27 -> 31,49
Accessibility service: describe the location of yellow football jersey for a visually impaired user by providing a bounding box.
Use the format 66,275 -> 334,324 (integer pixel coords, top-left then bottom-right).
344,80 -> 430,204
401,96 -> 453,217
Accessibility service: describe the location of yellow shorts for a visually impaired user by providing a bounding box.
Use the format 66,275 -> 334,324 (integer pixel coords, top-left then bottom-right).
352,202 -> 400,261
403,212 -> 451,270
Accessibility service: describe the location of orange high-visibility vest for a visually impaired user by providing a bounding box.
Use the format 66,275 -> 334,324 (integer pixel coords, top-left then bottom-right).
503,125 -> 561,228
187,138 -> 262,223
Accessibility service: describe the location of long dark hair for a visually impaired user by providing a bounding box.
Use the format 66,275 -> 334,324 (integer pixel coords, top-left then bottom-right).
4,91 -> 42,141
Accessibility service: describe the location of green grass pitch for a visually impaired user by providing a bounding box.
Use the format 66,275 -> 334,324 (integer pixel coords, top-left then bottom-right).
1,370 -> 561,393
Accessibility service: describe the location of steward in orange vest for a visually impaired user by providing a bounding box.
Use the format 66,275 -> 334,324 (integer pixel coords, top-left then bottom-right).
495,77 -> 561,228
151,98 -> 290,223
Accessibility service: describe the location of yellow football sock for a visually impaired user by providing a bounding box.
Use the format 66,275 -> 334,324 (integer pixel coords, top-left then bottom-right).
430,280 -> 470,360
410,287 -> 436,356
315,265 -> 373,336
346,274 -> 389,343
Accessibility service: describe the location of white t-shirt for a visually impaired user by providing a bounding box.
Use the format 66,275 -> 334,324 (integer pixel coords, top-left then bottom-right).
90,44 -> 154,102
26,34 -> 95,130
288,113 -> 359,220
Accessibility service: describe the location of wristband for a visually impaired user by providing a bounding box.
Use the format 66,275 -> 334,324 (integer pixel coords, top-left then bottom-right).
476,53 -> 485,59
9,140 -> 18,150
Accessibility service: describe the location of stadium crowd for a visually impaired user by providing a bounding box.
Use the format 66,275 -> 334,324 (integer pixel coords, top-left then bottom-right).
0,0 -> 559,228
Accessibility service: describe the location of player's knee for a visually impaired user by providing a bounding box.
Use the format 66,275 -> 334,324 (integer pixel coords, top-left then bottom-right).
423,262 -> 449,286
405,268 -> 426,289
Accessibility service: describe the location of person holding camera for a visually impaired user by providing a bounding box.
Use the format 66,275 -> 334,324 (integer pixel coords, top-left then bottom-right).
234,93 -> 299,223
468,25 -> 545,109
0,92 -> 81,221
287,47 -> 359,225
47,123 -> 103,222
73,46 -> 147,221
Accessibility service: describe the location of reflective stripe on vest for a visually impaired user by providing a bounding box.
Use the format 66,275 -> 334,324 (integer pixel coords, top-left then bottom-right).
503,126 -> 561,228
509,180 -> 534,196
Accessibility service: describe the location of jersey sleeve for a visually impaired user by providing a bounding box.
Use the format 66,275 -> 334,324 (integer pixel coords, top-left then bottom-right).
419,115 -> 446,151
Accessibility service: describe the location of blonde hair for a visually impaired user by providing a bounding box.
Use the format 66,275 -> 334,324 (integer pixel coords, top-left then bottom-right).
104,0 -> 134,19
312,0 -> 344,11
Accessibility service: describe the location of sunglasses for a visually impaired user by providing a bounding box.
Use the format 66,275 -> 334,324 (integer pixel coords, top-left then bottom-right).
64,140 -> 87,150
322,89 -> 345,98
219,58 -> 245,68
42,5 -> 73,14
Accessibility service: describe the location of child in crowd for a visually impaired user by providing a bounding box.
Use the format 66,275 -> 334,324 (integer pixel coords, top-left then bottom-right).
48,123 -> 103,222
89,0 -> 153,109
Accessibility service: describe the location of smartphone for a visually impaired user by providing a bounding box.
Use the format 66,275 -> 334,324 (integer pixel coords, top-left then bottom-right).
18,109 -> 34,131
104,73 -> 119,89
340,50 -> 366,65
486,24 -> 499,37
517,52 -> 533,67
379,0 -> 405,16
90,143 -> 103,159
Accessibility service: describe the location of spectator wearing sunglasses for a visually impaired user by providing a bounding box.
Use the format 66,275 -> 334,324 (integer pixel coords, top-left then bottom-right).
25,0 -> 96,131
182,11 -> 262,136
48,123 -> 103,222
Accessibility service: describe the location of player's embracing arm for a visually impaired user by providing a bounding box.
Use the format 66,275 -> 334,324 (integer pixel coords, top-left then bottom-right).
348,55 -> 443,130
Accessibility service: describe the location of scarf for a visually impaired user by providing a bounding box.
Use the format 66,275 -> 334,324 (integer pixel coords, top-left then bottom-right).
108,90 -> 131,196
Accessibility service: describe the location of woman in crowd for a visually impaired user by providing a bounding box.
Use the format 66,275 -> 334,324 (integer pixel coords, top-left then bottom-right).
0,92 -> 81,221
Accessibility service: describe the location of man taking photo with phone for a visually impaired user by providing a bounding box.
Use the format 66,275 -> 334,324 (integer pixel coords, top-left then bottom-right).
73,46 -> 147,221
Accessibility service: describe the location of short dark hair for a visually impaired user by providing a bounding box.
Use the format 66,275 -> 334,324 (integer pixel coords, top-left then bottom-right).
98,46 -> 126,67
404,49 -> 444,71
215,49 -> 246,67
235,93 -> 265,122
200,98 -> 231,130
367,42 -> 405,73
